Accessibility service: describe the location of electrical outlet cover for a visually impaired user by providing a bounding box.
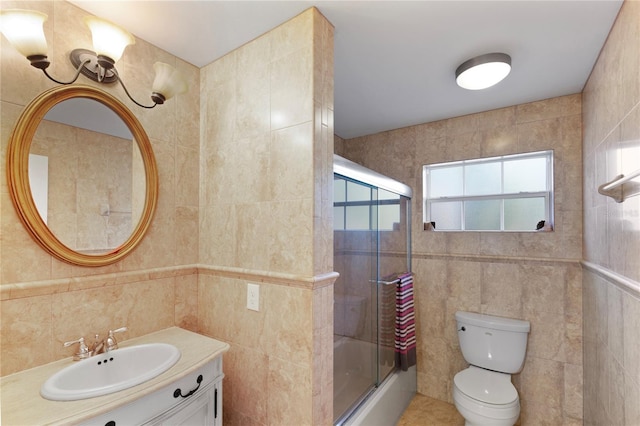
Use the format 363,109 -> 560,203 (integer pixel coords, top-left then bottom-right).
247,283 -> 260,311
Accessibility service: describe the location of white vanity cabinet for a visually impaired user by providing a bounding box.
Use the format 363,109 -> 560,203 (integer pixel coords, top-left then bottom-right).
80,357 -> 223,426
0,328 -> 230,426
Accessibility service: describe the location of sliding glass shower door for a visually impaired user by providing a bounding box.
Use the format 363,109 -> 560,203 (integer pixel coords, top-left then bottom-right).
333,167 -> 411,425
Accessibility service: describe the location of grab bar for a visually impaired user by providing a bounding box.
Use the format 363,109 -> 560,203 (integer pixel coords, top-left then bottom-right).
598,168 -> 640,203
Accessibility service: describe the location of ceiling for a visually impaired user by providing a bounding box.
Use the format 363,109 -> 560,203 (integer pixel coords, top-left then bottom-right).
69,1 -> 623,139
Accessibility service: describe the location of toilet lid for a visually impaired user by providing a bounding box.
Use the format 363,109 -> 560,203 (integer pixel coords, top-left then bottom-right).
454,367 -> 518,405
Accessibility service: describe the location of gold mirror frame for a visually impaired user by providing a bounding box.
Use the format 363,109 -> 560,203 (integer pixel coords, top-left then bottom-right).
6,85 -> 159,267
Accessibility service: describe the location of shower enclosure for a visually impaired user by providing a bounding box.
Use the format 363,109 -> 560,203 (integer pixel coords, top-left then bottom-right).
333,155 -> 415,425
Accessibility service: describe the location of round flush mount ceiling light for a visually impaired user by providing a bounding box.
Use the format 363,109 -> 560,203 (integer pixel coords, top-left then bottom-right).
455,53 -> 511,90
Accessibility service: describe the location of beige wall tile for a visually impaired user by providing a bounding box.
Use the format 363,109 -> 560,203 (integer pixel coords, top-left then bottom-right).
521,265 -> 565,314
268,356 -> 313,424
564,362 -> 583,420
516,94 -> 581,123
519,398 -> 563,425
1,295 -> 53,375
260,284 -> 313,365
525,309 -> 567,362
175,273 -> 198,331
625,375 -> 640,425
417,336 -> 452,402
520,356 -> 564,409
267,198 -> 314,275
224,344 -> 269,423
480,263 -> 523,318
270,47 -> 314,130
269,123 -> 314,200
622,291 -> 640,384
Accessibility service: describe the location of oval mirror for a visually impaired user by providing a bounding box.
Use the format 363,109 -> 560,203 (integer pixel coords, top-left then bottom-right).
7,85 -> 158,267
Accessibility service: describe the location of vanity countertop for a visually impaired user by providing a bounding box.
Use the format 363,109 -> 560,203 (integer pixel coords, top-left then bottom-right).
0,327 -> 230,426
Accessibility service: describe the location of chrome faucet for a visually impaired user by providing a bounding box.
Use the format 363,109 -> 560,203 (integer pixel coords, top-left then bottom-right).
63,326 -> 128,360
89,334 -> 105,355
105,327 -> 128,351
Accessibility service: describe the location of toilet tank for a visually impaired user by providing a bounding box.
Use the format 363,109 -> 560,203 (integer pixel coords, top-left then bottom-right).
456,311 -> 530,374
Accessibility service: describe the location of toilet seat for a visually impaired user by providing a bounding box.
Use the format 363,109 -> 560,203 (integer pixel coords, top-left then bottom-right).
453,386 -> 520,425
454,366 -> 518,405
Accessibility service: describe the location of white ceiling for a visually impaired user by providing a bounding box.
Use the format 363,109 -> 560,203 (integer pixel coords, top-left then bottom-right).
70,1 -> 623,139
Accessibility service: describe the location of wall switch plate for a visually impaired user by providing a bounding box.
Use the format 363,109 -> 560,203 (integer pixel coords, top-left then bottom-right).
247,283 -> 260,311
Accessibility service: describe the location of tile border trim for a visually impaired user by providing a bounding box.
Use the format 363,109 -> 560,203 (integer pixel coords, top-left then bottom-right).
196,264 -> 339,289
1,265 -> 339,300
581,260 -> 640,298
415,252 -> 581,266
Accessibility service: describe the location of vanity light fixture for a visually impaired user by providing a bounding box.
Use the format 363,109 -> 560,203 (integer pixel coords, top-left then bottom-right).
0,9 -> 187,108
455,53 -> 511,90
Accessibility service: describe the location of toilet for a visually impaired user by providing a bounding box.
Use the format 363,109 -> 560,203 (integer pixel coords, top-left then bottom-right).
452,311 -> 530,426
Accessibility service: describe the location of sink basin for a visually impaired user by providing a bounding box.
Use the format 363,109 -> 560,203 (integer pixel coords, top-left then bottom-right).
41,343 -> 181,401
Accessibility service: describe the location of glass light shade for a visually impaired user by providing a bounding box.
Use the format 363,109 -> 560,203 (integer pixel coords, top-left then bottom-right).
0,9 -> 48,58
456,53 -> 511,90
84,16 -> 134,63
152,62 -> 188,101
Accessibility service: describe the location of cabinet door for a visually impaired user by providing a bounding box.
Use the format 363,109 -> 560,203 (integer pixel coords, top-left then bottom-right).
145,383 -> 219,426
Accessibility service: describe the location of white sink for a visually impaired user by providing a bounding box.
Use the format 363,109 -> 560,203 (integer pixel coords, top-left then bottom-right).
41,343 -> 181,401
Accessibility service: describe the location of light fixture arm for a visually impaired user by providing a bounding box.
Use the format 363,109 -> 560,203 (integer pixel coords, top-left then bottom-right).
112,69 -> 159,109
39,57 -> 91,86
68,48 -> 158,108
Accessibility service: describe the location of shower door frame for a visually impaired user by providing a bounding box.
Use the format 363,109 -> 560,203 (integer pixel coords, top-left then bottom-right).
333,155 -> 413,425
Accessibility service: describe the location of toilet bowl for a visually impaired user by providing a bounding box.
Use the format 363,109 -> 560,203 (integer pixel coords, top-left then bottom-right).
453,366 -> 520,426
452,311 -> 530,426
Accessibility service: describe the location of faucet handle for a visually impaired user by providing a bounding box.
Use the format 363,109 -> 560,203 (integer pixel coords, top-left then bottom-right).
106,326 -> 128,351
63,337 -> 92,361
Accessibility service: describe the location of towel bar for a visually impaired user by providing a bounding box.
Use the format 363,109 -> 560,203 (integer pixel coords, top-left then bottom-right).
371,278 -> 400,286
598,168 -> 640,202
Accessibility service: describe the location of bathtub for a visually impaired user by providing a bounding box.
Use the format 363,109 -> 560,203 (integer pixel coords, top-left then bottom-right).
334,336 -> 416,426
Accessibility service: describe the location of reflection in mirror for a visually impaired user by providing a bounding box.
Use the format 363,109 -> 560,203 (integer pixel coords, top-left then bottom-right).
28,99 -> 145,255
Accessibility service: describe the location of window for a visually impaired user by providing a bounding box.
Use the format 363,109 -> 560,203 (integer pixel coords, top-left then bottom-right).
423,150 -> 553,232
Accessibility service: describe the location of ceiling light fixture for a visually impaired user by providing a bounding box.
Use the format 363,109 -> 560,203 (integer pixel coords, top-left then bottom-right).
0,9 -> 187,108
455,53 -> 511,90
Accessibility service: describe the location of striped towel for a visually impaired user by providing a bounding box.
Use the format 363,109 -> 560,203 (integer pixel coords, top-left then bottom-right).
395,272 -> 416,371
379,280 -> 397,352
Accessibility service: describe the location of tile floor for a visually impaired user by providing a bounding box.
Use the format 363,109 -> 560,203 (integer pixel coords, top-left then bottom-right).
396,394 -> 464,426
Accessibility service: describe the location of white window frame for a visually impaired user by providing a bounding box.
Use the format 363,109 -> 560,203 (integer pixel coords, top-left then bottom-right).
422,150 -> 554,232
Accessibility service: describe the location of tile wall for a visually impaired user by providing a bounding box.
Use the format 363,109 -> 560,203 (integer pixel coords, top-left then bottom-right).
340,94 -> 584,424
198,8 -> 335,425
582,0 -> 640,424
